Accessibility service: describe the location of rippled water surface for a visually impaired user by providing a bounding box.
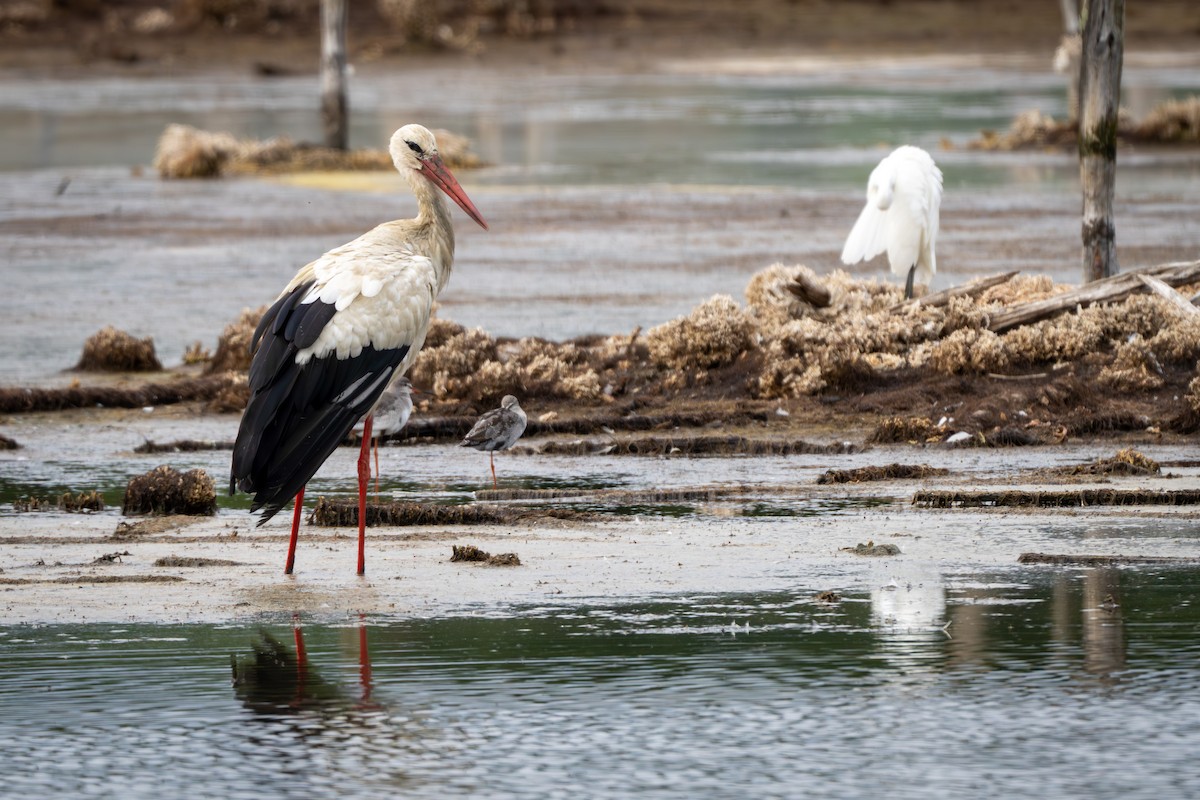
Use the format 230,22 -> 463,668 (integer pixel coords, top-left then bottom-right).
3,569 -> 1199,799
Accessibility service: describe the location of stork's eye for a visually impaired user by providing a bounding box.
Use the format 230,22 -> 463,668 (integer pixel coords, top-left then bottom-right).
406,141 -> 424,155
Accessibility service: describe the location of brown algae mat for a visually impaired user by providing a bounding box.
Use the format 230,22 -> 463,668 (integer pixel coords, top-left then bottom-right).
1018,552 -> 1200,566
913,489 -> 1200,509
122,466 -> 218,516
817,464 -> 948,484
449,545 -> 521,566
309,497 -> 591,527
9,263 -> 1200,449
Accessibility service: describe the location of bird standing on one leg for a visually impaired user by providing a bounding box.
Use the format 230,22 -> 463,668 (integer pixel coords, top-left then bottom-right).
840,146 -> 943,300
230,124 -> 487,576
460,395 -> 527,489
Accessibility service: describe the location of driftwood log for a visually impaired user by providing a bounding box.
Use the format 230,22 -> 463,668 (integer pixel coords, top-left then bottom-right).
786,271 -> 832,308
1136,273 -> 1200,319
987,260 -> 1200,333
896,271 -> 1019,312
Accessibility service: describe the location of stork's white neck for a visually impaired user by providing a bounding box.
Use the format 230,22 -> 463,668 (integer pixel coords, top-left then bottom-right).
403,166 -> 456,292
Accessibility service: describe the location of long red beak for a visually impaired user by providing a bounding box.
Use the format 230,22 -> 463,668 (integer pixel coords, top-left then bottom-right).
420,155 -> 488,231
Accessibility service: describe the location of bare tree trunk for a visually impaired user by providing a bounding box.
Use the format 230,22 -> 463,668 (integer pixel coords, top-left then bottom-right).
320,0 -> 348,151
1078,0 -> 1125,281
1059,0 -> 1079,34
1055,0 -> 1081,119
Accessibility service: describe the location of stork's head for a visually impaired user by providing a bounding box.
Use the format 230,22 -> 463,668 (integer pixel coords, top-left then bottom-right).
390,124 -> 488,230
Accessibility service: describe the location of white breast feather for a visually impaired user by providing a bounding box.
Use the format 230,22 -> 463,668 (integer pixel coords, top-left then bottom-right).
294,242 -> 438,365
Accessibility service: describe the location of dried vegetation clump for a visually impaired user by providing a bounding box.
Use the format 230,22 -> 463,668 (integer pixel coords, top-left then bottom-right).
206,306 -> 266,375
970,96 -> 1200,151
1132,96 -> 1200,144
12,490 -> 105,513
450,545 -> 521,566
914,488 -> 1200,508
309,497 -> 585,527
1060,448 -> 1161,477
76,326 -> 162,372
646,294 -> 756,372
409,327 -> 603,405
869,416 -> 936,444
154,124 -> 481,179
817,464 -> 948,484
122,466 -> 217,516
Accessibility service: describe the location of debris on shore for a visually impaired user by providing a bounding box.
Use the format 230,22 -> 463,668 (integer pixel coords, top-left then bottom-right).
912,488 -> 1200,509
7,259 -> 1200,448
969,96 -> 1200,151
154,124 -> 483,179
450,545 -> 521,566
0,374 -> 243,413
122,465 -> 218,516
309,497 -> 588,527
523,435 -> 859,457
133,439 -> 234,454
1054,448 -> 1162,477
1018,552 -> 1200,566
817,464 -> 948,484
76,326 -> 162,372
843,541 -> 901,556
154,556 -> 242,567
13,490 -> 105,513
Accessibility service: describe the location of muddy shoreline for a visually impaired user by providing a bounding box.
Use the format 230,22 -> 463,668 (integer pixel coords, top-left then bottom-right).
3,1 -> 1200,626
3,0 -> 1199,79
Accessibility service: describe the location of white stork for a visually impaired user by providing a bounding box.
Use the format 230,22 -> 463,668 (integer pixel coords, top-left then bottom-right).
230,123 -> 487,575
840,145 -> 943,299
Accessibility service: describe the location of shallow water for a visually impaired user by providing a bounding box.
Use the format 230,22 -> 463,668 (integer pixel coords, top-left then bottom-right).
2,568 -> 1198,799
2,58 -> 1200,383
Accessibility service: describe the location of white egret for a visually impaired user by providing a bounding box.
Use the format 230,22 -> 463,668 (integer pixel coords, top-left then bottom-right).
841,145 -> 943,299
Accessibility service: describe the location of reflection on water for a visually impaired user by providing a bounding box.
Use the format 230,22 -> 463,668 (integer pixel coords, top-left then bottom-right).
3,567 -> 1199,798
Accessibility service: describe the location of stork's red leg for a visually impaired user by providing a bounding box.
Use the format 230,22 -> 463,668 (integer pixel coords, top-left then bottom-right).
292,614 -> 307,707
490,451 -> 497,490
358,617 -> 373,704
373,437 -> 380,501
284,485 -> 305,575
357,415 -> 373,575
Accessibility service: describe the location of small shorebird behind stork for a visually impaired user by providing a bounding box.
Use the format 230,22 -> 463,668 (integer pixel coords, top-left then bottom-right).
840,145 -> 943,299
460,395 -> 527,489
230,124 -> 487,576
352,375 -> 414,498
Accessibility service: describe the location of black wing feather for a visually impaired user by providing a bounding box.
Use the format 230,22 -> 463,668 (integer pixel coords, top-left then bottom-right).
230,280 -> 410,525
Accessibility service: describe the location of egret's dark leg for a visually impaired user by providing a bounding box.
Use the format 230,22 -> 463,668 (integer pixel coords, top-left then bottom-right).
904,265 -> 917,300
489,452 -> 497,490
284,486 -> 305,575
357,415 -> 373,576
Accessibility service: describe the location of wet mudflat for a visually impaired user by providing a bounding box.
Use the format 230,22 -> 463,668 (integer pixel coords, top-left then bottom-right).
2,39 -> 1200,798
2,569 -> 1199,799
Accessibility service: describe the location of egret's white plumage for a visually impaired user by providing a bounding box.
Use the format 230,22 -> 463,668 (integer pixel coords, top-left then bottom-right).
230,123 -> 486,575
841,146 -> 943,298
